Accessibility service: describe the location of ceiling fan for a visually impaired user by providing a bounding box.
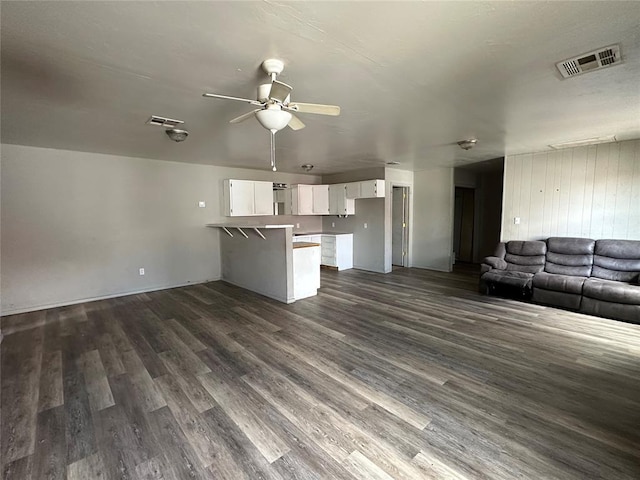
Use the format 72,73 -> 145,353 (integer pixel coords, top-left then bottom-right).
203,59 -> 340,171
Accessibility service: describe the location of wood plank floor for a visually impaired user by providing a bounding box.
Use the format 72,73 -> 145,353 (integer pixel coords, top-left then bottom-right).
2,267 -> 640,479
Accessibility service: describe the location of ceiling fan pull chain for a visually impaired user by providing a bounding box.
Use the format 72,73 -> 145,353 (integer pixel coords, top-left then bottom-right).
270,129 -> 277,171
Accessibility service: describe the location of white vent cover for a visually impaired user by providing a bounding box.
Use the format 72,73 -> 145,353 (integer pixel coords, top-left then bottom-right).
146,115 -> 184,127
556,45 -> 622,79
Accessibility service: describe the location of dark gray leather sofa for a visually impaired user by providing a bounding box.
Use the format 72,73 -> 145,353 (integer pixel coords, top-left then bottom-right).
532,237 -> 595,310
479,240 -> 546,299
481,237 -> 640,324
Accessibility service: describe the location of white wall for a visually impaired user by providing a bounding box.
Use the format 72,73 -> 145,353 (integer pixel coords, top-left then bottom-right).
0,144 -> 321,314
412,167 -> 454,272
501,139 -> 640,241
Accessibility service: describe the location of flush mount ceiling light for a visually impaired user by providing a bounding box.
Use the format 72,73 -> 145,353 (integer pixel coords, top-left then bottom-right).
457,139 -> 478,150
549,135 -> 616,149
301,164 -> 314,172
386,161 -> 401,165
165,128 -> 189,142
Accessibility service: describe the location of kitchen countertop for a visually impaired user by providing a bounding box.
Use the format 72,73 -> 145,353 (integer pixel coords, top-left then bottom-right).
294,232 -> 352,236
207,223 -> 294,229
292,242 -> 321,249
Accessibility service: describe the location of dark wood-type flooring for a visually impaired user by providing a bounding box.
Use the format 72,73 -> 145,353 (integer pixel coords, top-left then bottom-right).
2,267 -> 640,479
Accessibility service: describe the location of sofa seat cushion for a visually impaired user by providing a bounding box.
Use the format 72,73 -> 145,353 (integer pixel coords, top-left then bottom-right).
482,270 -> 534,288
582,278 -> 640,305
533,272 -> 587,295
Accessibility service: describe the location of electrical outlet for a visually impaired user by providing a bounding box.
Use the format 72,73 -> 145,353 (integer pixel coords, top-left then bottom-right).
198,201 -> 206,208
139,268 -> 145,276
296,223 -> 300,228
364,223 -> 368,229
514,217 -> 521,225
332,222 -> 335,228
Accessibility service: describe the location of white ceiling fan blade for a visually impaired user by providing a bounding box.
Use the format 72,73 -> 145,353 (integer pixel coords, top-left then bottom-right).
269,80 -> 293,103
229,110 -> 260,124
287,114 -> 305,131
288,102 -> 341,116
203,93 -> 263,106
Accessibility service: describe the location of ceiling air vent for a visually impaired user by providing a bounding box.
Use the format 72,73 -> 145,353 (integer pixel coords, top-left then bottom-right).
556,44 -> 622,79
146,115 -> 185,128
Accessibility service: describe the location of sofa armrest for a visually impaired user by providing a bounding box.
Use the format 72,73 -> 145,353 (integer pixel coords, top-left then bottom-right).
483,256 -> 508,271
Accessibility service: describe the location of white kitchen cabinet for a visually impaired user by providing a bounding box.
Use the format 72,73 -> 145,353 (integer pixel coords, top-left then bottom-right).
320,233 -> 353,270
287,184 -> 330,215
345,179 -> 386,199
293,243 -> 321,300
223,179 -> 274,216
329,184 -> 355,215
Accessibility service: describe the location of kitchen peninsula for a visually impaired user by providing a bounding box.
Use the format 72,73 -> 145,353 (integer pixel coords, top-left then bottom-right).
206,223 -> 320,303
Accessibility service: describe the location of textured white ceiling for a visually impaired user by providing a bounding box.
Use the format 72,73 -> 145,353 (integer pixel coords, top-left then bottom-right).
2,2 -> 639,174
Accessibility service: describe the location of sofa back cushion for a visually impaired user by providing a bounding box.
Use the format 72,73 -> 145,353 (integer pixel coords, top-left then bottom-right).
592,239 -> 640,283
504,240 -> 547,274
544,237 -> 595,277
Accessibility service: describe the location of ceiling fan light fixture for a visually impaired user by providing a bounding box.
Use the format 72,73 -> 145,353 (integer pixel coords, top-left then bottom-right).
301,164 -> 314,172
255,108 -> 292,132
457,139 -> 477,150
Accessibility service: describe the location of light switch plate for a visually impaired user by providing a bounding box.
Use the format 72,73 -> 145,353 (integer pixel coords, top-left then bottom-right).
139,268 -> 145,276
364,223 -> 368,229
332,222 -> 335,228
514,217 -> 521,225
198,201 -> 206,208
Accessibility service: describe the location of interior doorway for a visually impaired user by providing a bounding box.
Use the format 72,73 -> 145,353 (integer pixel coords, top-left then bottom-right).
392,186 -> 409,267
454,187 -> 475,263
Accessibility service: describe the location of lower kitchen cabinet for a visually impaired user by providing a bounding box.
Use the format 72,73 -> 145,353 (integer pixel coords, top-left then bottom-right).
321,233 -> 353,270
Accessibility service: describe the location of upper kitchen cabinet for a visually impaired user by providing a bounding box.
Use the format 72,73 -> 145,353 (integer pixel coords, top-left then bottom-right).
329,184 -> 355,215
346,179 -> 386,199
223,179 -> 273,216
286,184 -> 330,215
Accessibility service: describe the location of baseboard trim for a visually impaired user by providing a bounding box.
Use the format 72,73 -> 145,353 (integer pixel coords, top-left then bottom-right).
220,278 -> 295,304
0,277 -> 222,316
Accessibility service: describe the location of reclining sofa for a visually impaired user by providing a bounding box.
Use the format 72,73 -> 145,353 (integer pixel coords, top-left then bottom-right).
480,237 -> 640,324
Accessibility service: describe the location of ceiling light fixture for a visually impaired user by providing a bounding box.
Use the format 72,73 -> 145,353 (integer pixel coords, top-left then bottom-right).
301,164 -> 314,172
165,128 -> 189,142
386,161 -> 401,165
549,135 -> 616,149
457,139 -> 477,150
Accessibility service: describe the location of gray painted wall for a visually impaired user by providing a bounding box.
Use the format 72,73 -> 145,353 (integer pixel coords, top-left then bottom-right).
220,227 -> 294,304
412,167 -> 454,272
501,139 -> 640,241
322,168 -> 386,273
1,144 -> 321,314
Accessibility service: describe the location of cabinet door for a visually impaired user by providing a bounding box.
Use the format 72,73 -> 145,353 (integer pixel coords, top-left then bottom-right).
312,185 -> 330,215
227,179 -> 255,216
297,185 -> 314,215
329,184 -> 344,214
329,184 -> 355,215
360,180 -> 386,198
254,181 -> 274,215
345,182 -> 361,199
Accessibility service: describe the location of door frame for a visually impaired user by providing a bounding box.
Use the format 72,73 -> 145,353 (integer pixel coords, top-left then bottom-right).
391,185 -> 410,267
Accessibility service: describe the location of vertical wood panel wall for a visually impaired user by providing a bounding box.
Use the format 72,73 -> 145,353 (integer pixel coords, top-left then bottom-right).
501,139 -> 640,241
